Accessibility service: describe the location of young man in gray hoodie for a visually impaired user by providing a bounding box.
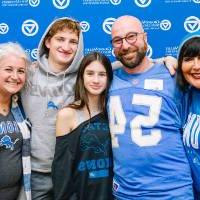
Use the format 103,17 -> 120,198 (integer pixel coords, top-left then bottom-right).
21,17 -> 84,200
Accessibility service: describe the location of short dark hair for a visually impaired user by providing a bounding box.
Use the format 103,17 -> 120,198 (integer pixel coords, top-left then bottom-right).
69,51 -> 113,115
177,37 -> 200,91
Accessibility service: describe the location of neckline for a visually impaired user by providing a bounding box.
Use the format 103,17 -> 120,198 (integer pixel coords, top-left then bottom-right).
0,110 -> 10,117
57,112 -> 103,139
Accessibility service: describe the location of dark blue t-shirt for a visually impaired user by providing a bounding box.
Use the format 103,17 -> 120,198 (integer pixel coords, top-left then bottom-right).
183,88 -> 200,198
0,111 -> 23,200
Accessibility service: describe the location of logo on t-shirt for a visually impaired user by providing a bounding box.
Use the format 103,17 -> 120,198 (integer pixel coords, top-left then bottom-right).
0,135 -> 19,150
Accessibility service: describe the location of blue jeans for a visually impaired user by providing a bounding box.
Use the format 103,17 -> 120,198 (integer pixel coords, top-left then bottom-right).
31,171 -> 53,200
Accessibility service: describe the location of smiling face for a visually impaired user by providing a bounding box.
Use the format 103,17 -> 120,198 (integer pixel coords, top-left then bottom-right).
111,16 -> 147,70
45,28 -> 79,72
182,56 -> 200,89
178,36 -> 200,90
83,60 -> 108,97
0,54 -> 26,97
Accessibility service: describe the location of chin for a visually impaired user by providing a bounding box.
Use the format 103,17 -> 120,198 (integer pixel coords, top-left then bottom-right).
193,83 -> 200,89
62,59 -> 74,66
6,87 -> 22,94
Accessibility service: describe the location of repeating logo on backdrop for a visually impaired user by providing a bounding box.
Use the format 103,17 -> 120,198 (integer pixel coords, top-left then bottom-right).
80,21 -> 90,32
111,49 -> 115,57
193,0 -> 200,3
52,0 -> 70,9
164,0 -> 196,3
184,16 -> 200,33
160,20 -> 171,31
147,44 -> 153,58
134,0 -> 152,7
31,48 -> 38,60
22,19 -> 39,36
1,0 -> 40,7
142,20 -> 171,31
165,46 -> 179,57
85,47 -> 112,58
29,0 -> 40,7
0,23 -> 9,34
102,18 -> 116,34
82,0 -> 120,5
110,0 -> 121,5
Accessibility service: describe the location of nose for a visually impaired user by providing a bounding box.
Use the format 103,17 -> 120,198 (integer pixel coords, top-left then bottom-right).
62,41 -> 71,51
121,38 -> 131,50
11,71 -> 19,79
193,57 -> 200,70
93,74 -> 100,83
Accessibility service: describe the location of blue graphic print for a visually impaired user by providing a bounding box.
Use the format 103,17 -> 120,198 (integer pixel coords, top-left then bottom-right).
47,101 -> 58,110
77,120 -> 112,179
0,119 -> 21,151
80,133 -> 109,156
0,135 -> 19,150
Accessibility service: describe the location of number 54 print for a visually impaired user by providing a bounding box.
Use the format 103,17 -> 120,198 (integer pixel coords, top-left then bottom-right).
109,94 -> 162,147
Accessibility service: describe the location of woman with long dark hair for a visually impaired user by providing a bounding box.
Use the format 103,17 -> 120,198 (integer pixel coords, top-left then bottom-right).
177,32 -> 200,199
52,52 -> 113,200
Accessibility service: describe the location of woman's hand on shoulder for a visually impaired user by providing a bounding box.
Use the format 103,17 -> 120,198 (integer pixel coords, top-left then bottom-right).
56,107 -> 76,137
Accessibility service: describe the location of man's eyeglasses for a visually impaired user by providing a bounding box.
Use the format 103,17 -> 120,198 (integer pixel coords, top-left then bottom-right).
111,32 -> 144,48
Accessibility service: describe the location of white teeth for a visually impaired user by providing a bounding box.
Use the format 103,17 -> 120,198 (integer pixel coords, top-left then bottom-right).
192,74 -> 200,79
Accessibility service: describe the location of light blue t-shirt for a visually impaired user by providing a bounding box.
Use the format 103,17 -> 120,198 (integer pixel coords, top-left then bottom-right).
107,64 -> 194,200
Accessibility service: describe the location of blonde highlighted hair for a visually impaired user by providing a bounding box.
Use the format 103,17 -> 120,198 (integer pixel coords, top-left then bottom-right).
0,42 -> 30,66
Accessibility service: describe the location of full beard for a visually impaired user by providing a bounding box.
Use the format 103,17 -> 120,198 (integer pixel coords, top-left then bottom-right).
116,46 -> 147,69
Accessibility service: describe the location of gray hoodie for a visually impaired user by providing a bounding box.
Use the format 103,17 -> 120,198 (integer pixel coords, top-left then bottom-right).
21,17 -> 84,172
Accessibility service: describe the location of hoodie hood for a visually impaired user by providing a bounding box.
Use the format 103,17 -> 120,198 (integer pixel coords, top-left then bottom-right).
177,31 -> 200,58
37,17 -> 84,75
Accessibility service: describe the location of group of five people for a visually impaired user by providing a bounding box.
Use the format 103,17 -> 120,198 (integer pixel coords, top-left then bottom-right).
0,15 -> 200,200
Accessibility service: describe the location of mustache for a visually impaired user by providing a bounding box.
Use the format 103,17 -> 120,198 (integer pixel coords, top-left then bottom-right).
118,47 -> 138,56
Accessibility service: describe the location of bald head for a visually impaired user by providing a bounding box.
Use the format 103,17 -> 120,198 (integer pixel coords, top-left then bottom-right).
111,15 -> 148,73
111,15 -> 144,37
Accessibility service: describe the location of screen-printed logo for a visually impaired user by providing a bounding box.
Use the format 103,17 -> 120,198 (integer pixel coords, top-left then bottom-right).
31,48 -> 38,60
52,0 -> 70,9
184,16 -> 200,33
134,0 -> 152,7
80,21 -> 90,32
29,0 -> 40,7
22,19 -> 39,36
147,44 -> 153,58
0,23 -> 9,34
160,20 -> 171,31
110,0 -> 121,5
192,0 -> 200,3
102,18 -> 116,34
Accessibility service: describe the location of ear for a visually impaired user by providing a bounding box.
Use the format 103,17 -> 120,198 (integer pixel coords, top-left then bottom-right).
45,38 -> 50,49
143,32 -> 147,43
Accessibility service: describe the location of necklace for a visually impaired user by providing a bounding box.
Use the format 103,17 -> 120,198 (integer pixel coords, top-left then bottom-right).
0,97 -> 11,115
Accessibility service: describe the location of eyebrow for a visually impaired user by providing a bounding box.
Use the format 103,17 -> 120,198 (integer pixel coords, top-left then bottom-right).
85,69 -> 106,73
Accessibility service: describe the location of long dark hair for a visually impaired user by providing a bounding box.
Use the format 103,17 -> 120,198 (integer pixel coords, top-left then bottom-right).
177,37 -> 200,91
69,51 -> 113,115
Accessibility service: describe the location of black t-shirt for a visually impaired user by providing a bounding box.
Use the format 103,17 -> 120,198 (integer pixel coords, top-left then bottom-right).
0,112 -> 23,200
52,113 -> 113,200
